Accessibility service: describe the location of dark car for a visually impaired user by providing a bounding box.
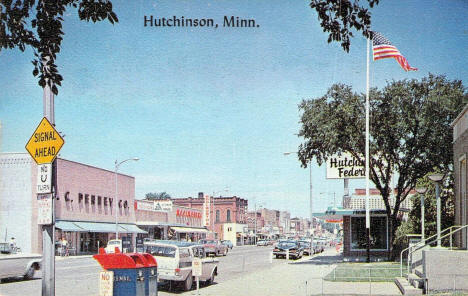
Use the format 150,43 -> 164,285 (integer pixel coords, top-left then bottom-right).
273,240 -> 303,259
221,240 -> 233,249
298,240 -> 312,255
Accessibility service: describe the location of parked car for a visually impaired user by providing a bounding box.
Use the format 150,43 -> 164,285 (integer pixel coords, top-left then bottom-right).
105,239 -> 122,253
273,240 -> 304,259
313,239 -> 324,253
298,240 -> 312,255
0,242 -> 41,280
256,240 -> 269,246
198,239 -> 228,256
143,240 -> 218,291
220,240 -> 233,249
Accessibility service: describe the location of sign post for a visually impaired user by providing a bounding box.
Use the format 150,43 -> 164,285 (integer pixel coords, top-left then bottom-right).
192,258 -> 202,296
25,116 -> 65,296
99,271 -> 114,296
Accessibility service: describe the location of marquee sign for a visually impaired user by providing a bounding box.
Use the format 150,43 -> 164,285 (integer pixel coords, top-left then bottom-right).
326,152 -> 365,179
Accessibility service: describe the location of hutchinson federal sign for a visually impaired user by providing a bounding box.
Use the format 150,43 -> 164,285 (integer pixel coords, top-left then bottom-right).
25,117 -> 65,164
326,152 -> 365,179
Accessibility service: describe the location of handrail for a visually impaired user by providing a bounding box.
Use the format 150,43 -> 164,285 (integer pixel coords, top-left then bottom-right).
400,225 -> 467,277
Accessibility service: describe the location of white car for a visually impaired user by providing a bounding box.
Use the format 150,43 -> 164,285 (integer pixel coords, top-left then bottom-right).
105,239 -> 122,253
0,243 -> 41,280
143,240 -> 218,291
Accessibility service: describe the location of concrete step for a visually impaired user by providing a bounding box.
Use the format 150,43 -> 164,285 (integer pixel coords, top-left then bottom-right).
414,266 -> 424,278
407,273 -> 424,289
395,277 -> 423,295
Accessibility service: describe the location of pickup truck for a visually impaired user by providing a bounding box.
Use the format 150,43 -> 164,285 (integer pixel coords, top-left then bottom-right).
143,240 -> 218,291
0,243 -> 41,280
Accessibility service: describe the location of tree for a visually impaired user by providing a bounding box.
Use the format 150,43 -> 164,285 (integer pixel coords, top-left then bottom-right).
145,192 -> 171,200
0,0 -> 118,94
297,74 -> 467,258
309,0 -> 379,52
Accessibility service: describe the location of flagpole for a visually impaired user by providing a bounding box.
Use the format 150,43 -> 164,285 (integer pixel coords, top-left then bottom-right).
365,36 -> 371,263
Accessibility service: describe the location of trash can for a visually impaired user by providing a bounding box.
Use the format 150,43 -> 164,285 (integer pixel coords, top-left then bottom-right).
93,248 -> 149,296
142,253 -> 158,296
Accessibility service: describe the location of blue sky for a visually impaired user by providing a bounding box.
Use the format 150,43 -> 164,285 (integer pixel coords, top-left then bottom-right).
1,0 -> 467,218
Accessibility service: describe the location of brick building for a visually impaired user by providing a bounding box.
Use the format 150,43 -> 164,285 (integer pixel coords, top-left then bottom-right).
171,193 -> 248,242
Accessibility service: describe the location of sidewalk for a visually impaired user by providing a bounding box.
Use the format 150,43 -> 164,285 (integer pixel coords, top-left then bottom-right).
181,249 -> 402,296
55,254 -> 93,261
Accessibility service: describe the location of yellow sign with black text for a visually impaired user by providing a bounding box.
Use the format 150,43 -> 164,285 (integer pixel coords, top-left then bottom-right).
25,117 -> 64,164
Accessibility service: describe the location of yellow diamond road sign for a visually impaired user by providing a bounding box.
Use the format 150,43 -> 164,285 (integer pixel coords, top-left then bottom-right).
25,117 -> 65,164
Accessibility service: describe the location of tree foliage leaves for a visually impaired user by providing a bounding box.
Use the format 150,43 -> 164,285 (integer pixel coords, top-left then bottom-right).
297,74 -> 467,254
309,0 -> 379,52
0,0 -> 118,94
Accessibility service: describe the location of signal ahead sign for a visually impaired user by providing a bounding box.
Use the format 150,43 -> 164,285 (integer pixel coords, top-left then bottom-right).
25,117 -> 64,164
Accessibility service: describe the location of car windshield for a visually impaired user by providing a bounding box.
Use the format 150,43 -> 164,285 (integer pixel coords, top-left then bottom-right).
145,245 -> 176,257
108,241 -> 120,245
278,242 -> 296,248
298,241 -> 310,247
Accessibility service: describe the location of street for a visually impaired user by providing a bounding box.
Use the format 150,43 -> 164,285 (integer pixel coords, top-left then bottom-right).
0,245 -> 287,296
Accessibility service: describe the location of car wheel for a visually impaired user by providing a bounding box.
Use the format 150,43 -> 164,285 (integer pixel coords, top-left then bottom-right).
206,272 -> 215,285
223,249 -> 227,256
183,273 -> 193,291
216,250 -> 220,256
24,266 -> 35,280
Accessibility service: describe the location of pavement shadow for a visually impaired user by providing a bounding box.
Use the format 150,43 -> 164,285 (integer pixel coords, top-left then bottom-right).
290,254 -> 344,265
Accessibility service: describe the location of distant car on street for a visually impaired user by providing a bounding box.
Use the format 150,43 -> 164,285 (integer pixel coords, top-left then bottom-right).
298,240 -> 312,255
273,240 -> 304,259
199,239 -> 228,256
220,240 -> 233,249
105,239 -> 122,253
256,240 -> 268,246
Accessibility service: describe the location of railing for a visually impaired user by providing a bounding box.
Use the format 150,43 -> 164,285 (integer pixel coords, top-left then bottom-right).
400,225 -> 468,277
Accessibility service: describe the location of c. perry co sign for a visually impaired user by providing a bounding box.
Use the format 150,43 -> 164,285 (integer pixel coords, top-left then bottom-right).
25,117 -> 64,164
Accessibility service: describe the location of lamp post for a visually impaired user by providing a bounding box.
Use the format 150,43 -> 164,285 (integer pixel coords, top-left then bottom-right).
284,152 -> 313,239
115,158 -> 139,239
428,173 -> 445,247
415,187 -> 427,241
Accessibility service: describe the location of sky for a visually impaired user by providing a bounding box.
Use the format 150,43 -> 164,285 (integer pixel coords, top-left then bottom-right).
1,0 -> 467,218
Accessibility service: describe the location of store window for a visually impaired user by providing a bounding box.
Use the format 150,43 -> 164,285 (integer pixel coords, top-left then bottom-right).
350,216 -> 388,250
227,209 -> 231,222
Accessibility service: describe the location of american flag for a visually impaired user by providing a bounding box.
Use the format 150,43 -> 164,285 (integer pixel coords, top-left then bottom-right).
372,32 -> 417,71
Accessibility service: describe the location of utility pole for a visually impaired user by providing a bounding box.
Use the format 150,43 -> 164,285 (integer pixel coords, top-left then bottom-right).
42,82 -> 55,296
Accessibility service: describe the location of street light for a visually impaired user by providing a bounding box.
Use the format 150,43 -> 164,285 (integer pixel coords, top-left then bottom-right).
115,157 -> 139,239
415,186 -> 427,241
428,173 -> 445,247
284,151 -> 313,239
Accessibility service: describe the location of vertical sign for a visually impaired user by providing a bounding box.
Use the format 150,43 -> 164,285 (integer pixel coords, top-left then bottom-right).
99,271 -> 114,296
37,194 -> 53,225
203,194 -> 211,227
37,163 -> 52,194
192,258 -> 202,276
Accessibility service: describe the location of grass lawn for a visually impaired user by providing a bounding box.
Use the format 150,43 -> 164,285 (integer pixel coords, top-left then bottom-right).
324,262 -> 406,282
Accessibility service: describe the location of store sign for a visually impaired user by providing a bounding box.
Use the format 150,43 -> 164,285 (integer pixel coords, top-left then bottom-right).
36,163 -> 52,194
37,194 -> 53,225
99,271 -> 114,296
176,209 -> 202,218
203,194 -> 211,227
135,200 -> 154,211
326,152 -> 365,179
154,200 -> 173,212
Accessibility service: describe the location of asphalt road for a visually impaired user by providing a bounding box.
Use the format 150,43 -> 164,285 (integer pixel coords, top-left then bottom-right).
0,245 -> 288,296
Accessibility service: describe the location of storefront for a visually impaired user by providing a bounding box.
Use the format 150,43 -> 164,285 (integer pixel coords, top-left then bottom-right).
55,220 -> 147,254
317,207 -> 390,258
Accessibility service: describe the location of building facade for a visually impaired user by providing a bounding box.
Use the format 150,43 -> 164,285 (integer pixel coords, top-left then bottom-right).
453,104 -> 468,249
343,188 -> 415,212
0,153 -> 145,254
172,193 -> 248,241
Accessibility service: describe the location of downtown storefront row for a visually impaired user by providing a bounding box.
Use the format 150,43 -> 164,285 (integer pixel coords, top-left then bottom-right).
0,153 -> 206,255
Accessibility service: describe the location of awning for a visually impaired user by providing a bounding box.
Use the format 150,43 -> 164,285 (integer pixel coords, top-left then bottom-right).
73,221 -> 127,233
56,221 -> 85,232
120,224 -> 147,234
170,226 -> 208,233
